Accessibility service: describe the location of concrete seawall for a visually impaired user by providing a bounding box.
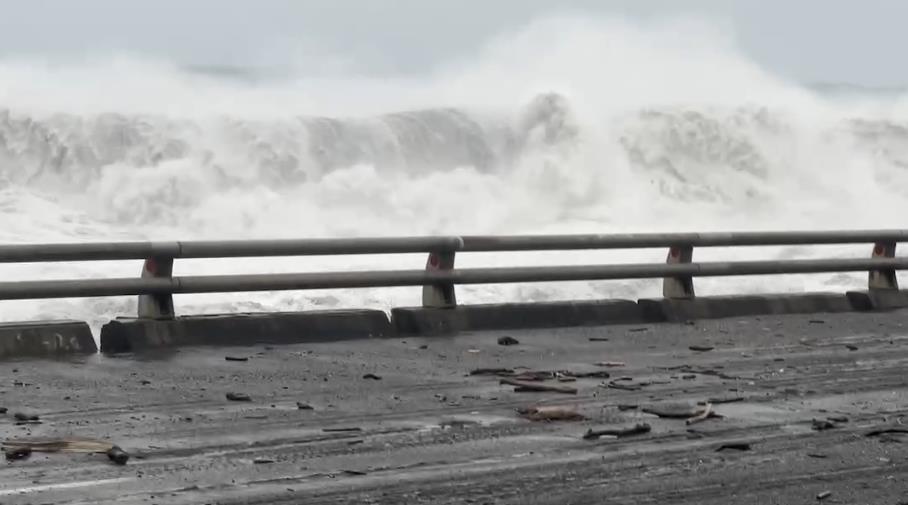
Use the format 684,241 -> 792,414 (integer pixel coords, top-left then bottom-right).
638,292 -> 854,322
2,290 -> 906,358
99,310 -> 394,353
0,320 -> 96,358
392,300 -> 646,335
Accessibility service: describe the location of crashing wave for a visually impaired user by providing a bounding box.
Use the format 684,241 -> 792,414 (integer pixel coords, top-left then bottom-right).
0,92 -> 581,189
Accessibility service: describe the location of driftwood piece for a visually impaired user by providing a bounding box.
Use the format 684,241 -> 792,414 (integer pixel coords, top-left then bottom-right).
716,442 -> 752,451
500,378 -> 578,395
2,438 -> 129,465
582,423 -> 651,440
865,427 -> 908,438
685,403 -> 712,425
469,368 -> 515,376
642,402 -> 722,421
518,405 -> 587,421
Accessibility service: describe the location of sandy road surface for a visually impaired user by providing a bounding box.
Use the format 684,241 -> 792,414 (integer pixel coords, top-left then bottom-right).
1,311 -> 907,504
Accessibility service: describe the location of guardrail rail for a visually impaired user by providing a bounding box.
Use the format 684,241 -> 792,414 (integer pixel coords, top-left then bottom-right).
0,230 -> 904,319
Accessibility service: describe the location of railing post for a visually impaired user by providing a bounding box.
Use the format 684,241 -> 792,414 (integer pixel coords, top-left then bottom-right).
869,241 -> 898,290
137,256 -> 175,318
422,250 -> 456,308
663,244 -> 694,299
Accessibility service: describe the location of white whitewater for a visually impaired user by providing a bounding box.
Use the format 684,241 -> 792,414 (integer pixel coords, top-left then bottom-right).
1,16 -> 907,329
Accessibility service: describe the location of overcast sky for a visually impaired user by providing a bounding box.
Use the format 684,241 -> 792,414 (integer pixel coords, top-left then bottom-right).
0,0 -> 903,87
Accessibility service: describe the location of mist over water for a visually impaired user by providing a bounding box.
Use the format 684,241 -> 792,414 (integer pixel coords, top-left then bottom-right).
1,16 -> 907,328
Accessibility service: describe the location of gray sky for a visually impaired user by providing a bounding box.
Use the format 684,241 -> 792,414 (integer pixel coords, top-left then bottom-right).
0,0 -> 903,86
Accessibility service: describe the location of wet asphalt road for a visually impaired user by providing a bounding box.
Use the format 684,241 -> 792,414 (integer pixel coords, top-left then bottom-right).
1,310 -> 908,504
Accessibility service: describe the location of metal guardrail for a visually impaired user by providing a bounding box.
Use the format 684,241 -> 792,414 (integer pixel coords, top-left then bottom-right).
0,230 -> 902,318
459,230 -> 908,251
0,237 -> 465,262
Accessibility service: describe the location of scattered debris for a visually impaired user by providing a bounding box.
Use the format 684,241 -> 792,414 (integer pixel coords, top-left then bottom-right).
322,427 -> 362,433
595,361 -> 625,368
296,402 -> 314,410
643,403 -> 721,420
716,442 -> 751,452
498,336 -> 520,346
689,345 -> 715,352
440,418 -> 482,428
518,405 -> 586,422
512,371 -> 556,381
607,381 -> 642,391
604,377 -> 672,390
253,458 -> 275,464
685,403 -> 713,425
865,427 -> 908,438
500,378 -> 577,395
362,373 -> 382,380
588,337 -> 609,342
13,412 -> 40,425
659,365 -> 742,381
473,368 -> 610,382
582,423 -> 651,440
469,368 -> 514,376
226,392 -> 252,402
707,397 -> 745,404
811,419 -> 836,431
2,438 -> 129,465
4,446 -> 31,461
816,490 -> 831,501
569,371 -> 611,379
225,356 -> 249,362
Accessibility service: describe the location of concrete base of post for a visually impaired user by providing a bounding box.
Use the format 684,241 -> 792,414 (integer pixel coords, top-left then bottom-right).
0,320 -> 96,359
99,310 -> 393,353
638,293 -> 854,322
846,290 -> 908,311
392,300 -> 646,335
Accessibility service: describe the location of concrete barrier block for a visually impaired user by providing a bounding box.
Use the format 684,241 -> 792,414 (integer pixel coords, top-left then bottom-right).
0,320 -> 96,359
638,292 -> 853,323
392,300 -> 645,335
100,310 -> 393,353
846,290 -> 908,311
